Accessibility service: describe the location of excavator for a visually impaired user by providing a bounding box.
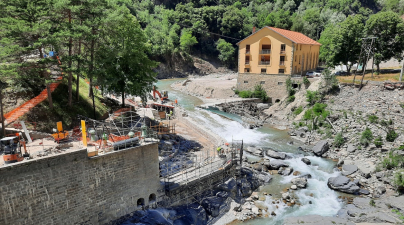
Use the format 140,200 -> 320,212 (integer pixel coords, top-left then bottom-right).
1,133 -> 30,164
152,86 -> 168,100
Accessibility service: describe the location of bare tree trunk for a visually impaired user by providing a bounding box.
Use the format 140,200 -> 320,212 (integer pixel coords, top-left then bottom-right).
122,91 -> 125,108
400,60 -> 404,82
0,92 -> 5,137
88,39 -> 94,97
68,10 -> 72,107
76,39 -> 81,101
38,47 -> 53,110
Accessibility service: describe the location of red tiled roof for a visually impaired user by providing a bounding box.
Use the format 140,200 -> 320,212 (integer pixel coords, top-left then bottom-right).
268,27 -> 321,45
237,27 -> 321,46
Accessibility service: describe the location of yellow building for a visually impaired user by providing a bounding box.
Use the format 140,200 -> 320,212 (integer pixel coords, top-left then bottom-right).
238,26 -> 321,75
236,26 -> 321,103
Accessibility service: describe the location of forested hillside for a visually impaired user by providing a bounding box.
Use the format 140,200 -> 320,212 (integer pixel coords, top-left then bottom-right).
129,0 -> 404,72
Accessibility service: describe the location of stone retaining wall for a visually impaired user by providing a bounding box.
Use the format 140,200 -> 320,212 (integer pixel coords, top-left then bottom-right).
0,143 -> 159,225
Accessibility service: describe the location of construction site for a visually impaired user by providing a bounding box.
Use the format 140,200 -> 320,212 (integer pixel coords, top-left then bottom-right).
0,80 -> 256,225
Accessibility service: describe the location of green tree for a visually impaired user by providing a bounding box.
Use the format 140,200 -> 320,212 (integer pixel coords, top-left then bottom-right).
96,11 -> 158,107
180,30 -> 198,53
0,0 -> 55,109
264,9 -> 292,30
319,15 -> 364,74
216,39 -> 235,66
365,12 -> 404,72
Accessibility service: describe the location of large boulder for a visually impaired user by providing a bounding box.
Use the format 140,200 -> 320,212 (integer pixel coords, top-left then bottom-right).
341,164 -> 358,176
291,177 -> 308,188
266,149 -> 287,159
246,146 -> 262,156
257,103 -> 270,110
301,158 -> 311,165
278,167 -> 294,176
312,140 -> 329,156
347,144 -> 356,153
200,196 -> 226,217
266,160 -> 289,170
327,176 -> 360,194
283,215 -> 355,225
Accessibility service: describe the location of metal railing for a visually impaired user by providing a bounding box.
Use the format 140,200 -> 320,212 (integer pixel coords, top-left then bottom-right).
260,49 -> 271,54
259,61 -> 270,65
245,50 -> 250,54
280,50 -> 286,54
279,61 -> 285,66
245,61 -> 250,65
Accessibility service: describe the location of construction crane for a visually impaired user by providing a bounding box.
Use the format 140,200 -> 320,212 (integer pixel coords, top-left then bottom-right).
1,133 -> 29,164
152,86 -> 168,100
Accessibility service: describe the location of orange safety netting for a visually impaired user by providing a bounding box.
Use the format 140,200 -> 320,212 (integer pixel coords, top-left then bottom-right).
3,80 -> 61,125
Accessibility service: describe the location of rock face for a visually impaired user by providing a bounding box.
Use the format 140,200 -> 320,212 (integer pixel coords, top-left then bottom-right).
312,140 -> 329,156
266,150 -> 287,159
265,160 -> 289,170
278,167 -> 294,176
291,177 -> 308,188
246,146 -> 262,156
201,196 -> 227,217
301,158 -> 311,165
341,164 -> 358,176
257,103 -> 270,110
327,176 -> 360,194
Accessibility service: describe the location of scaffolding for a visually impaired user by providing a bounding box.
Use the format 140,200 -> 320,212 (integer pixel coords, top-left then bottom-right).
77,110 -> 159,153
156,138 -> 244,212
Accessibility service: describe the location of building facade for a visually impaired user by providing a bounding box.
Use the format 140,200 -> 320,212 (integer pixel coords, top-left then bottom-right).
236,26 -> 321,103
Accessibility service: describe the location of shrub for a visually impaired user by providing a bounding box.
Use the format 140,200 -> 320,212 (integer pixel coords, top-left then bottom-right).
343,111 -> 347,119
382,151 -> 404,169
287,95 -> 295,103
374,136 -> 383,148
234,89 -> 240,94
380,120 -> 388,126
323,129 -> 333,139
238,90 -> 253,98
398,145 -> 404,150
306,90 -> 322,105
334,132 -> 345,148
293,106 -> 303,116
369,199 -> 376,207
252,84 -> 268,102
368,115 -> 378,124
386,129 -> 398,142
360,128 -> 373,146
303,76 -> 310,86
394,171 -> 404,191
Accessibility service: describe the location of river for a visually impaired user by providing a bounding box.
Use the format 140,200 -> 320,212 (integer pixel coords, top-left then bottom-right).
156,79 -> 345,225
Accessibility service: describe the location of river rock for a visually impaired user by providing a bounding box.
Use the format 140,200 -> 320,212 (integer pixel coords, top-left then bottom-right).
159,141 -> 173,151
201,196 -> 226,217
291,185 -> 297,190
376,186 -> 386,195
341,164 -> 358,176
301,158 -> 311,165
246,146 -> 262,156
347,144 -> 356,153
299,174 -> 312,179
359,189 -> 370,195
266,149 -> 287,159
327,176 -> 360,194
312,140 -> 329,156
257,103 -> 270,110
282,192 -> 290,200
266,160 -> 289,170
291,177 -> 308,188
278,167 -> 294,176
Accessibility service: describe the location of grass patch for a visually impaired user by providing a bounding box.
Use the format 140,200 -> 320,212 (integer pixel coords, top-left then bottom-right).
337,73 -> 400,83
24,76 -> 116,132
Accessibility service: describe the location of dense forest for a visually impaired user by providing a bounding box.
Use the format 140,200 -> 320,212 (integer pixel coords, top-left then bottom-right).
130,0 -> 404,71
1,0 -> 404,112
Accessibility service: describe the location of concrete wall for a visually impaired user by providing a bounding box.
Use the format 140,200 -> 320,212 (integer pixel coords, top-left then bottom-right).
0,143 -> 160,225
238,27 -> 320,75
236,73 -> 302,103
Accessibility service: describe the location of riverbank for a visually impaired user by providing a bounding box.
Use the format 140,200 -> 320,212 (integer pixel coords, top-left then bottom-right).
169,75 -> 404,224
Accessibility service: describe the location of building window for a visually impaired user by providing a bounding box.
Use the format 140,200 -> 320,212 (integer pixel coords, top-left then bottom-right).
261,69 -> 266,74
246,45 -> 250,54
280,56 -> 285,65
294,66 -> 297,73
299,55 -> 301,64
300,44 -> 302,51
244,80 -> 248,83
244,68 -> 250,73
261,45 -> 271,54
280,44 -> 286,53
294,55 -> 296,62
278,82 -> 283,85
245,56 -> 250,65
260,81 -> 265,84
279,69 -> 285,74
